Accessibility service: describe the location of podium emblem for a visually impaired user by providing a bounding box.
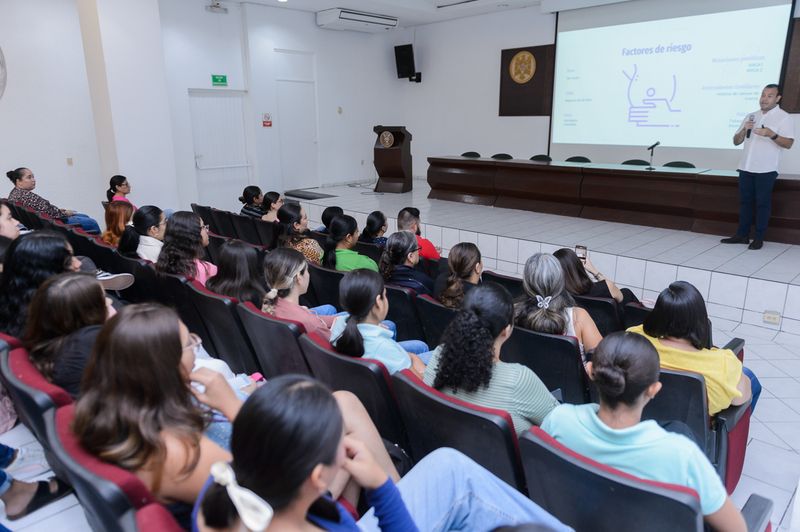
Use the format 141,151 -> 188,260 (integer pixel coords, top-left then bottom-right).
509,50 -> 536,84
379,131 -> 395,148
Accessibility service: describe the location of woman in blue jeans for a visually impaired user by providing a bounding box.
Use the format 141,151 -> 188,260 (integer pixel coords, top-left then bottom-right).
193,375 -> 569,532
0,443 -> 71,523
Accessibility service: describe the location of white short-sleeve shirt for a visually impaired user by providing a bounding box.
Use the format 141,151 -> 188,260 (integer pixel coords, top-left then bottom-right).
737,105 -> 795,174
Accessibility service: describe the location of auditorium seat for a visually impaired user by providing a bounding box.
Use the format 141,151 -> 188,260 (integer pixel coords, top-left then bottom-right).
642,368 -> 751,493
392,369 -> 526,490
298,334 -> 408,447
230,213 -> 261,245
530,154 -> 552,162
664,160 -> 696,168
622,159 -> 650,166
414,294 -> 457,346
235,302 -> 311,377
190,203 -> 215,231
520,427 -> 773,532
482,271 -> 524,298
572,294 -> 623,336
209,208 -> 237,239
499,327 -> 589,404
491,153 -> 514,160
308,262 -> 344,308
309,230 -> 327,248
110,256 -> 157,304
155,274 -> 219,357
384,285 -> 427,342
461,151 -> 481,158
566,156 -> 591,163
254,218 -> 278,249
50,404 -> 182,532
354,240 -> 383,263
205,231 -> 228,264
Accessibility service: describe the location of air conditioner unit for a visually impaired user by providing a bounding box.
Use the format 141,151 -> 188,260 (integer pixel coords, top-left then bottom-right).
316,8 -> 398,32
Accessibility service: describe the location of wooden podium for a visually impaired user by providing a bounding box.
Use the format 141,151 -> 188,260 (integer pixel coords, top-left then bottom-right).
373,126 -> 412,193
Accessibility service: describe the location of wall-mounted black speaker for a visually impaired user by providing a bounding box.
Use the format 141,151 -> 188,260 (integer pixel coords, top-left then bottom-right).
394,44 -> 416,79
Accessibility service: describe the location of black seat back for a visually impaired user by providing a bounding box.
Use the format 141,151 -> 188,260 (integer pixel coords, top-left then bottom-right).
573,294 -> 622,336
482,271 -> 524,298
521,428 -> 702,532
622,159 -> 650,166
413,294 -> 456,347
461,151 -> 481,158
298,334 -> 407,446
254,219 -> 278,249
500,327 -> 589,404
530,154 -> 552,162
235,303 -> 311,377
391,370 -> 526,490
308,262 -> 344,307
385,285 -> 426,342
209,208 -> 237,239
230,213 -> 261,246
491,153 -> 513,160
354,241 -> 383,263
191,203 -> 215,230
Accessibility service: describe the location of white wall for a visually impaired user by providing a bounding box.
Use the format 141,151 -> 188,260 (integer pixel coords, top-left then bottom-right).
380,7 -> 557,177
0,0 -> 104,220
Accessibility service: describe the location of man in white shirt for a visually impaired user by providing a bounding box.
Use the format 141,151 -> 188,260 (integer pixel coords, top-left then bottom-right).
721,84 -> 795,250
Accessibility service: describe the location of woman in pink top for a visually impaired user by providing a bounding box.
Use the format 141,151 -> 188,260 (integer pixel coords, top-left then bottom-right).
156,211 -> 217,286
106,175 -> 136,210
261,248 -> 337,340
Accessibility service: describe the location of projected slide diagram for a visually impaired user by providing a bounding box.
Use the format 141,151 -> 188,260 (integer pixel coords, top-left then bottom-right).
551,3 -> 791,149
624,64 -> 681,128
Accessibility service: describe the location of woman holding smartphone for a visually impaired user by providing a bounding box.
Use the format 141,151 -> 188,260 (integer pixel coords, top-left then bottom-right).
554,247 -> 640,306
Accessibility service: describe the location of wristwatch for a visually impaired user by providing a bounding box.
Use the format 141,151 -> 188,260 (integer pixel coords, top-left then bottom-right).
771,133 -> 779,140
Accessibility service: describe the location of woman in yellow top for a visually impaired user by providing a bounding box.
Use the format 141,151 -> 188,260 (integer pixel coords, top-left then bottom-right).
628,281 -> 760,415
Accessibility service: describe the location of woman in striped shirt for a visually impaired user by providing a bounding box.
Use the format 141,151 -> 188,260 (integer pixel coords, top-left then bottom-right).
424,282 -> 559,435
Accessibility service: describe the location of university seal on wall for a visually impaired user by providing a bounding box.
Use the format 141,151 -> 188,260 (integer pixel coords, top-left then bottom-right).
0,46 -> 6,100
379,131 -> 395,148
509,50 -> 536,84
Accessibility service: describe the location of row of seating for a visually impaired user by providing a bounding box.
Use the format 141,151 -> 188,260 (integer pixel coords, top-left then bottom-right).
191,203 -> 279,249
460,152 -> 696,167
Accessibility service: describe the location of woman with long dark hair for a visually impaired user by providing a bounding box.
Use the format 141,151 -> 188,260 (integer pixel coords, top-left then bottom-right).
24,273 -> 114,398
426,283 -> 558,434
379,230 -> 433,295
131,205 -> 166,263
435,242 -> 482,308
515,253 -> 602,354
206,240 -> 266,307
195,375 -> 569,531
238,186 -> 267,220
543,332 -> 747,531
156,211 -> 217,286
359,210 -> 388,247
629,281 -> 760,415
0,199 -> 21,241
262,191 -> 283,223
105,174 -> 135,208
276,203 -> 323,265
101,201 -> 134,247
553,248 -> 638,305
0,232 -> 81,337
321,215 -> 377,272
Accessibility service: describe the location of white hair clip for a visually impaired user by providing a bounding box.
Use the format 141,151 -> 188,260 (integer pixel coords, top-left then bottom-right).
210,462 -> 273,531
264,288 -> 279,300
536,295 -> 552,310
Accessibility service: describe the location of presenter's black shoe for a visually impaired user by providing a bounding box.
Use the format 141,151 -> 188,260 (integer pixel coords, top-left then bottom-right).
720,235 -> 750,244
749,239 -> 764,250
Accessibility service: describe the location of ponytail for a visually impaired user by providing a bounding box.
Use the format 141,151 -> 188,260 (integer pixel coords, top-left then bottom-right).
378,231 -> 416,281
514,253 -> 573,335
200,483 -> 239,529
107,175 -> 127,203
336,317 -> 365,357
260,249 -> 305,315
321,215 -> 357,270
440,242 -> 482,309
106,188 -> 115,202
335,270 -> 384,357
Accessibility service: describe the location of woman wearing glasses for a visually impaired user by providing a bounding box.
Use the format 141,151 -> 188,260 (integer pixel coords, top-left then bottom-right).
106,175 -> 136,210
378,231 -> 433,296
131,205 -> 167,262
156,211 -> 217,286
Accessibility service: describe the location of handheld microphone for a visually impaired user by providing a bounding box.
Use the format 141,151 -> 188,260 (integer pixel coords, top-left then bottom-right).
647,141 -> 660,150
746,114 -> 755,138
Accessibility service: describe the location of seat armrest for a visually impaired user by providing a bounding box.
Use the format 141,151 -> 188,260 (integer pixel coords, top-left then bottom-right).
723,337 -> 745,360
742,493 -> 773,532
716,399 -> 752,432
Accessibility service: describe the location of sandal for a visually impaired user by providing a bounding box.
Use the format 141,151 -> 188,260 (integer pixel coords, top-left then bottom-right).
7,478 -> 72,521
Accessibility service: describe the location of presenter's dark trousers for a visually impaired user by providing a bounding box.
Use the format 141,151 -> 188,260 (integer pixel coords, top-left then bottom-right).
736,170 -> 778,241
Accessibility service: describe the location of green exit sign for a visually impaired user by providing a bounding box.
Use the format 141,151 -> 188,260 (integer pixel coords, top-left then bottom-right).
211,74 -> 228,87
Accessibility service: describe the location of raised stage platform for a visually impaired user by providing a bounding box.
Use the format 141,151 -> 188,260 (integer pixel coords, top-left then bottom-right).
291,179 -> 800,340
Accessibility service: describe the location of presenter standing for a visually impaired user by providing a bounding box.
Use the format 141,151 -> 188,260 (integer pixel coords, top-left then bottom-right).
721,84 -> 794,250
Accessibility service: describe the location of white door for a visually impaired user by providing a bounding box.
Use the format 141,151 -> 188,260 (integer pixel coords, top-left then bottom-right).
277,80 -> 319,190
188,90 -> 251,211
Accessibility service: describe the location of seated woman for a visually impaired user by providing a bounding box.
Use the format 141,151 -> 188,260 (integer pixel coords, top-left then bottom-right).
195,375 -> 569,532
238,185 -> 267,220
316,205 -> 343,234
553,248 -> 639,306
379,230 -> 434,296
434,242 -> 482,308
277,203 -> 323,265
6,167 -> 100,233
24,273 -> 114,398
131,205 -> 166,263
106,175 -> 135,209
206,240 -> 265,307
261,191 -> 283,223
0,232 -> 82,337
156,211 -> 217,286
425,283 -> 558,435
330,270 -> 429,376
321,215 -> 378,272
358,210 -> 388,247
0,199 -> 21,240
100,201 -> 134,247
515,253 -> 602,354
542,332 -> 747,531
261,248 -> 337,341
629,281 -> 760,415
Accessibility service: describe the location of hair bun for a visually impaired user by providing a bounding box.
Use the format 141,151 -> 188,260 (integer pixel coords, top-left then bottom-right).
238,196 -> 246,204
592,364 -> 626,397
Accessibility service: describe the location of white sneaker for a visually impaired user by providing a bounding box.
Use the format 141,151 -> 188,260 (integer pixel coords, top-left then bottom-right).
95,270 -> 134,291
5,444 -> 48,479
